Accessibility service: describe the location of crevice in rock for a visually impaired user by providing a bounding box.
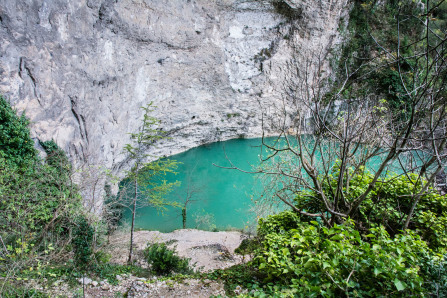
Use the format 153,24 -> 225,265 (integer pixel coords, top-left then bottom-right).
80,114 -> 89,144
18,57 -> 41,106
70,96 -> 89,145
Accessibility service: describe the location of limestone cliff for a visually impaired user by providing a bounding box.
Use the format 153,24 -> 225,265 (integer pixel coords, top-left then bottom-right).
0,0 -> 348,199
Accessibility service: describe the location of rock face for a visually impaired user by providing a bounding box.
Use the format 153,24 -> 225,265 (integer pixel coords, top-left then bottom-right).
0,0 -> 348,199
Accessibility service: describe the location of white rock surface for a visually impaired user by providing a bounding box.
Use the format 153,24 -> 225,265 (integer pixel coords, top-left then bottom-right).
0,0 -> 348,202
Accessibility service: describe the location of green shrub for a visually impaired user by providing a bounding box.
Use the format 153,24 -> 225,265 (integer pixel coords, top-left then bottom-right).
207,263 -> 261,295
235,238 -> 259,256
72,217 -> 94,271
255,218 -> 428,296
40,140 -> 70,170
94,250 -> 112,265
294,168 -> 447,252
0,96 -> 36,166
143,243 -> 192,276
420,253 -> 447,296
0,97 -> 82,263
257,210 -> 301,238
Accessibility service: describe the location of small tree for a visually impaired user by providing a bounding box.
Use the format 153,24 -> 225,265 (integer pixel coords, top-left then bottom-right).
176,164 -> 203,229
123,103 -> 179,264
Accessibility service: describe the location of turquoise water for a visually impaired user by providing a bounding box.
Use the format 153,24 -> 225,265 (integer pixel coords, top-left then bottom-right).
121,138 -> 272,232
120,136 -> 422,232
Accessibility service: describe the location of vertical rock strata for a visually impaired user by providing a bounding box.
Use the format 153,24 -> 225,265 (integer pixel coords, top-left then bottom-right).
0,0 -> 348,185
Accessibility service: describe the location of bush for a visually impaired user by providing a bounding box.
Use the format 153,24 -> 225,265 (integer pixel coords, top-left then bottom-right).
0,95 -> 36,166
255,218 -> 429,296
235,238 -> 259,256
0,97 -> 82,262
295,168 -> 447,252
94,250 -> 112,265
420,253 -> 447,296
207,263 -> 261,295
0,99 -> 82,239
257,210 -> 301,238
72,217 -> 94,271
143,243 -> 192,276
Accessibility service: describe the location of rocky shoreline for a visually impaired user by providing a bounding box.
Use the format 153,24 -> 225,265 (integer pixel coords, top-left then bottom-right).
108,229 -> 248,272
20,229 -> 249,297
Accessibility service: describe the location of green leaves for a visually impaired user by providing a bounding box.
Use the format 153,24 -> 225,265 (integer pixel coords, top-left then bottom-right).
123,102 -> 180,211
72,217 -> 94,271
143,243 -> 192,276
123,102 -> 180,263
0,122 -> 81,237
0,96 -> 36,166
0,99 -> 83,278
255,217 -> 428,296
394,279 -> 406,291
298,166 -> 447,253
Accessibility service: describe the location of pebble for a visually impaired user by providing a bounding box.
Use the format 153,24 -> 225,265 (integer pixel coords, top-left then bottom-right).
78,277 -> 92,285
102,284 -> 110,290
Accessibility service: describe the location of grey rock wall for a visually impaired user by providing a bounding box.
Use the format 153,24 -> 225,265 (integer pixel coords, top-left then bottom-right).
0,0 -> 348,200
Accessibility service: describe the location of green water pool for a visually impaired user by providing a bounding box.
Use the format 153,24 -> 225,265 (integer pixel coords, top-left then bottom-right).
121,137 -> 272,232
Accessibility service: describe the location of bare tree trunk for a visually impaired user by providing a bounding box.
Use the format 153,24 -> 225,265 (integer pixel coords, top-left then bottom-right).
127,178 -> 137,264
182,207 -> 186,229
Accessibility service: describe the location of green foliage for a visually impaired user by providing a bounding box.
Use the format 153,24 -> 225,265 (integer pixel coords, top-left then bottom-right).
207,263 -> 261,295
255,218 -> 429,296
234,238 -> 259,256
249,167 -> 447,296
0,150 -> 81,235
11,260 -> 148,287
40,140 -> 70,172
72,217 -> 94,271
136,159 -> 181,209
94,250 -> 112,265
122,102 -> 180,210
0,101 -> 81,237
143,243 -> 192,276
40,140 -> 59,154
0,96 -> 36,166
420,254 -> 447,296
123,103 -> 167,176
257,210 -> 301,238
1,284 -> 49,298
122,102 -> 180,263
335,0 -> 431,113
0,98 -> 83,283
295,168 -> 447,252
